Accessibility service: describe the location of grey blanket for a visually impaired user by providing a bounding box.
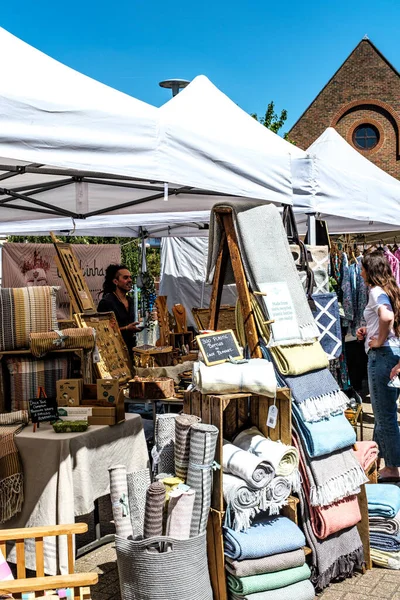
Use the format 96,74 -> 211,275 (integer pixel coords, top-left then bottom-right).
206,202 -> 319,344
370,509 -> 400,536
229,579 -> 315,600
225,548 -> 305,577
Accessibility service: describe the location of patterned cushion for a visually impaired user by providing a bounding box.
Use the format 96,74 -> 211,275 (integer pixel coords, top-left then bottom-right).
6,356 -> 71,412
0,286 -> 58,351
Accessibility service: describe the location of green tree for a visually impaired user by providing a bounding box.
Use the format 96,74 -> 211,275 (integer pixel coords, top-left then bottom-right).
252,101 -> 294,141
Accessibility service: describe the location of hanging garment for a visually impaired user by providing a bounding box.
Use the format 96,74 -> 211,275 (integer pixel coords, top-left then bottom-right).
385,247 -> 400,285
340,253 -> 354,327
310,293 -> 342,360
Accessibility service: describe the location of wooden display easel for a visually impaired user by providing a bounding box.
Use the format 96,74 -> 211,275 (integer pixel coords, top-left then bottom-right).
208,207 -> 262,358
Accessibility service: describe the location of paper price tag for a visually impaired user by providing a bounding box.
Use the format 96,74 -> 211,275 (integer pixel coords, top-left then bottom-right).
267,405 -> 278,429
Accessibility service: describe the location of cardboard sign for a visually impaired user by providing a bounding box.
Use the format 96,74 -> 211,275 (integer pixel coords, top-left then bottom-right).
29,396 -> 59,424
196,329 -> 242,366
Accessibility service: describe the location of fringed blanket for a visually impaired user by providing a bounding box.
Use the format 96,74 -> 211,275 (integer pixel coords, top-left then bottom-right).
227,563 -> 311,595
269,341 -> 328,376
353,441 -> 379,471
0,286 -> 58,351
263,476 -> 291,515
234,427 -> 300,491
223,515 -> 306,560
366,483 -> 400,518
371,548 -> 400,570
283,368 -> 348,422
192,359 -> 277,397
223,442 -> 275,489
370,530 -> 400,552
229,579 -> 316,600
292,405 -> 356,458
0,410 -> 28,523
29,328 -> 95,358
370,509 -> 400,536
206,202 -> 319,344
225,548 -> 306,577
223,473 -> 262,531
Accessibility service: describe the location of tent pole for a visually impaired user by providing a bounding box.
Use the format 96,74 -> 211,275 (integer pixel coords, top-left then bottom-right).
307,213 -> 317,245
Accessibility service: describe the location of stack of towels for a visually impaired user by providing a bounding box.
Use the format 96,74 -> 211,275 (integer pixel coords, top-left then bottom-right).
223,428 -> 300,530
223,515 -> 315,600
366,483 -> 400,569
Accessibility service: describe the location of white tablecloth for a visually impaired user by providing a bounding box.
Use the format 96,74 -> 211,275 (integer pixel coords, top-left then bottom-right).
2,414 -> 149,574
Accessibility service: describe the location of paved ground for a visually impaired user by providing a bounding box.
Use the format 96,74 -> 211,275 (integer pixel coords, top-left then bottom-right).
75,401 -> 400,599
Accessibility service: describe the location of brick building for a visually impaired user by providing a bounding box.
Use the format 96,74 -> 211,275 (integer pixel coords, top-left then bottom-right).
288,37 -> 400,179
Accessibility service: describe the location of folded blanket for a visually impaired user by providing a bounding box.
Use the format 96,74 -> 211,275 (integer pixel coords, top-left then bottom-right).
166,488 -> 195,540
192,359 -> 277,397
263,476 -> 291,515
353,441 -> 379,471
371,548 -> 400,570
29,327 -> 96,357
283,368 -> 348,422
370,530 -> 400,552
223,515 -> 306,560
292,405 -> 356,458
269,341 -> 328,377
143,481 -> 166,538
366,483 -> 400,518
0,410 -> 29,523
229,579 -> 316,600
223,442 -> 275,490
206,202 -> 320,344
227,563 -> 311,595
223,473 -> 262,531
225,548 -> 306,577
234,427 -> 300,491
370,509 -> 400,536
174,414 -> 201,480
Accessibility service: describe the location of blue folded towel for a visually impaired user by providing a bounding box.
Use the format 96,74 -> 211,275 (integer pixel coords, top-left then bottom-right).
370,531 -> 400,552
366,483 -> 400,518
224,515 -> 306,560
292,405 -> 356,458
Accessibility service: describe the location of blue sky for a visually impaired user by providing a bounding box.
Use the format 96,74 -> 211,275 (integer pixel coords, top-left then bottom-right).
2,0 -> 399,133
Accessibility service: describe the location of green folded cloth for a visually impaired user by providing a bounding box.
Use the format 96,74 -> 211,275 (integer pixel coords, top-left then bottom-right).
270,341 -> 328,376
227,563 -> 311,595
229,578 -> 316,600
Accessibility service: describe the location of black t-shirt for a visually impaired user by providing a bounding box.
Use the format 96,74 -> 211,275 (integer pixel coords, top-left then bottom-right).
97,292 -> 135,353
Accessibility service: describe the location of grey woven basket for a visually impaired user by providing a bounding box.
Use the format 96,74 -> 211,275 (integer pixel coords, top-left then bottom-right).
115,532 -> 213,600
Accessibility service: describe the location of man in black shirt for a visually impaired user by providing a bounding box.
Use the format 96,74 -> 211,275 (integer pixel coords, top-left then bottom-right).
97,264 -> 142,355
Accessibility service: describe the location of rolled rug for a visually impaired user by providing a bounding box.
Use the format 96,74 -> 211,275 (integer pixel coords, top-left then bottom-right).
283,368 -> 348,422
174,414 -> 201,480
223,473 -> 261,531
228,579 -> 315,600
366,483 -> 400,518
154,413 -> 177,475
29,327 -> 95,357
108,465 -> 132,540
224,515 -> 306,560
370,509 -> 400,536
234,427 -> 300,491
227,563 -> 311,595
166,488 -> 196,540
192,359 -> 277,397
353,440 -> 379,471
225,548 -> 306,577
263,476 -> 291,515
292,405 -> 356,458
371,548 -> 400,570
143,481 -> 166,538
186,423 -> 219,537
223,442 -> 275,490
127,468 -> 151,540
269,341 -> 329,376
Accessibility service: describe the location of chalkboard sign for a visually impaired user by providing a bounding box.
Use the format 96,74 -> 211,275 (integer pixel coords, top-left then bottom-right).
29,396 -> 59,424
196,329 -> 243,366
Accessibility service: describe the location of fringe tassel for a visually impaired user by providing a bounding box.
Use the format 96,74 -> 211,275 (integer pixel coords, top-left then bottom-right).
296,391 -> 348,422
0,473 -> 24,523
287,468 -> 302,493
310,465 -> 368,508
299,321 -> 320,341
312,545 -> 365,592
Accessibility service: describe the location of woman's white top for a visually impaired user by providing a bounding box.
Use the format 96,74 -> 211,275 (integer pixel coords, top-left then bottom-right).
363,285 -> 400,352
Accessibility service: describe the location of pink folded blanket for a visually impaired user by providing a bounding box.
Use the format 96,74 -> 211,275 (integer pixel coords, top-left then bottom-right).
353,441 -> 378,471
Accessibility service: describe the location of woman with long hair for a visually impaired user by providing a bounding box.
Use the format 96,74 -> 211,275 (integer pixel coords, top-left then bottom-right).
356,251 -> 400,481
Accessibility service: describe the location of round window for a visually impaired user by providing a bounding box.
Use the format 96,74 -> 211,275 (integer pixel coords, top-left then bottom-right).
353,124 -> 380,150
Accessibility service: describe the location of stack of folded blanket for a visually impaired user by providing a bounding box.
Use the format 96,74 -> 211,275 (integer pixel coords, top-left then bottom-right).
223,515 -> 315,600
366,483 -> 400,569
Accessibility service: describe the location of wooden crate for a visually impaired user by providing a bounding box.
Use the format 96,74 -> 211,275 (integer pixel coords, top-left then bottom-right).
192,305 -> 237,337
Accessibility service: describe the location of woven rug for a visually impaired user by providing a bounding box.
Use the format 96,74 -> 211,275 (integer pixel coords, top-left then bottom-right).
0,286 -> 58,351
223,442 -> 275,490
154,414 -> 177,476
166,488 -> 196,540
206,202 -> 319,344
227,563 -> 311,595
127,468 -> 151,540
143,481 -> 166,538
186,423 -> 219,537
229,579 -> 316,600
174,414 -> 201,480
225,548 -> 306,577
30,327 -> 95,358
6,356 -> 71,412
109,465 -> 132,540
0,410 -> 28,523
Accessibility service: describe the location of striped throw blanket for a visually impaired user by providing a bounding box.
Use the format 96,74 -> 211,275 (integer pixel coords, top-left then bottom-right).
0,286 -> 58,351
30,328 -> 95,357
0,410 -> 28,523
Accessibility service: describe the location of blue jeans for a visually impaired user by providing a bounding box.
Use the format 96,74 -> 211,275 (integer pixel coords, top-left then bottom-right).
368,346 -> 400,467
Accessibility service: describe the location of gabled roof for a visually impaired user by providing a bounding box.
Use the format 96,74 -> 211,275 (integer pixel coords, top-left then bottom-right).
289,38 -> 400,133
